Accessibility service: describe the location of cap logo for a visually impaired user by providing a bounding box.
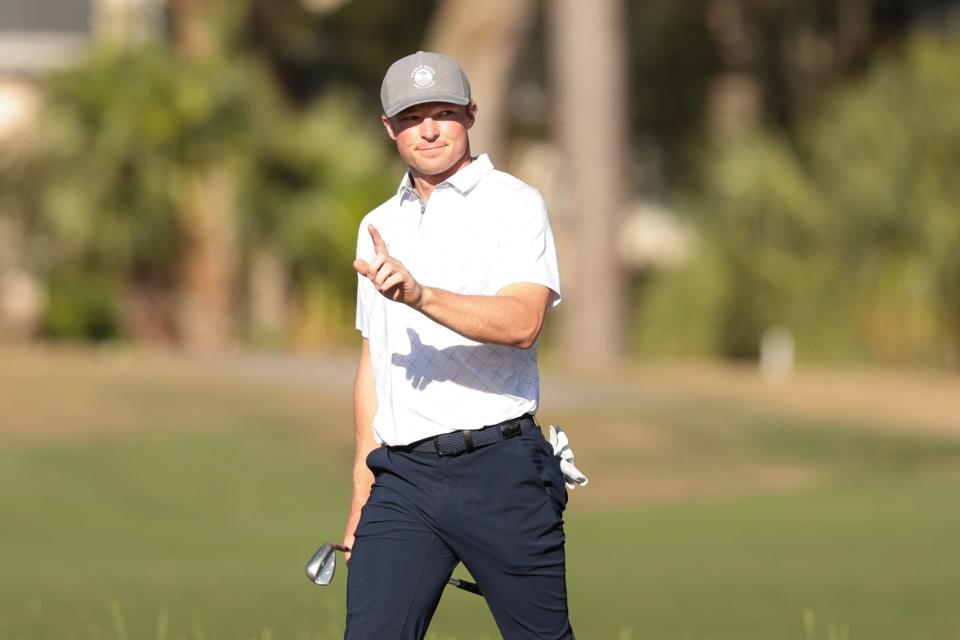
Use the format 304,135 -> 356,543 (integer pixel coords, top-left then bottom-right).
411,64 -> 436,89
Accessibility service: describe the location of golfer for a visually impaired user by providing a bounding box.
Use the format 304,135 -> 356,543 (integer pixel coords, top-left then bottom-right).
343,51 -> 574,639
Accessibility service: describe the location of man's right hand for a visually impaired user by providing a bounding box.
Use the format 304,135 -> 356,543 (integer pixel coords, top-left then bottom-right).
353,225 -> 424,308
342,517 -> 359,564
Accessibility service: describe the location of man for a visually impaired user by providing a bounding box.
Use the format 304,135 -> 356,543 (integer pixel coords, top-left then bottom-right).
343,50 -> 574,639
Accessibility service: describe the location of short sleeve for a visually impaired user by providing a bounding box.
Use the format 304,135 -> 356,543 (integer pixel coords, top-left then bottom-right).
492,189 -> 562,307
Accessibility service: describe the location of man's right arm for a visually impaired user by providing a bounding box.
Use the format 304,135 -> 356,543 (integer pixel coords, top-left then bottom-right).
343,337 -> 378,562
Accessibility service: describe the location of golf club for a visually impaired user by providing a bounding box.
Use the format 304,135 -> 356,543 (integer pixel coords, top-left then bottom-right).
305,542 -> 483,596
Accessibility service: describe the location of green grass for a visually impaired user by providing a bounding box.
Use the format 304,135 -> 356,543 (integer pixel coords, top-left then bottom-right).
2,347 -> 960,638
567,476 -> 960,638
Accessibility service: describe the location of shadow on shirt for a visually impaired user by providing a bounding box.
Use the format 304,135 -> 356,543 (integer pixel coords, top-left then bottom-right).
391,328 -> 515,394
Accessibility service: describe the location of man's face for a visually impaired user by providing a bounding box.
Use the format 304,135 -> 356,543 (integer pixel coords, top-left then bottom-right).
382,101 -> 477,182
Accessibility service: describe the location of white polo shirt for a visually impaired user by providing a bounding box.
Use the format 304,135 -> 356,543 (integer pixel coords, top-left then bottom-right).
355,154 -> 561,446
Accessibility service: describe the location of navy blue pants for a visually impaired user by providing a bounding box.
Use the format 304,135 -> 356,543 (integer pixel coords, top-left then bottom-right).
345,423 -> 574,639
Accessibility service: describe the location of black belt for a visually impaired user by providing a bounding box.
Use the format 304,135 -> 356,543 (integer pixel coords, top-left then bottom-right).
398,414 -> 536,457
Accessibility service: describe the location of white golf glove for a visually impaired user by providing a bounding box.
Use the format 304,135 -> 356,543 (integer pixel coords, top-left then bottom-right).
547,424 -> 589,490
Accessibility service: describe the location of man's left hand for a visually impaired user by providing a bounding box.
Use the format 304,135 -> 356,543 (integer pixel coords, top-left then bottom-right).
353,225 -> 423,308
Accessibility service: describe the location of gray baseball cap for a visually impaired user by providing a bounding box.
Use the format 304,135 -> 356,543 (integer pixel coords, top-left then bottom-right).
380,51 -> 471,118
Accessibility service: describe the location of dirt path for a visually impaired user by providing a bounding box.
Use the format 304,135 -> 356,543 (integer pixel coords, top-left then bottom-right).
2,342 -> 957,442
598,361 -> 960,438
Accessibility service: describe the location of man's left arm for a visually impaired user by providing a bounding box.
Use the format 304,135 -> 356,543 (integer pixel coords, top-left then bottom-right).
353,224 -> 553,349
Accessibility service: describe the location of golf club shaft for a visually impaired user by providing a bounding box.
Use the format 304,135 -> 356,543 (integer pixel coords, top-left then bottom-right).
447,577 -> 483,595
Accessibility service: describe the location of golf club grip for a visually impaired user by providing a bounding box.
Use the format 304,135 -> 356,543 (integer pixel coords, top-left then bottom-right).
333,544 -> 350,552
447,577 -> 483,596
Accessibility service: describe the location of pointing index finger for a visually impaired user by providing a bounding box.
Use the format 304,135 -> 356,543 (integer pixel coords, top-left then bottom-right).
368,225 -> 388,255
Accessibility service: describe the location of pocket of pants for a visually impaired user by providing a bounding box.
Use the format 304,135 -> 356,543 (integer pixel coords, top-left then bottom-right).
518,429 -> 568,519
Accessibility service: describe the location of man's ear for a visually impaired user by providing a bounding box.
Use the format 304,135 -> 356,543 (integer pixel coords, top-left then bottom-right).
381,114 -> 397,141
465,101 -> 478,130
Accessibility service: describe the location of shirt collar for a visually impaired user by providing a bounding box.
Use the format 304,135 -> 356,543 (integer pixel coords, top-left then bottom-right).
444,153 -> 494,194
395,153 -> 494,199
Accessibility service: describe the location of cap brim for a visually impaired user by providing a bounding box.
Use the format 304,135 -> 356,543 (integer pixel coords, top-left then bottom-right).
384,94 -> 471,118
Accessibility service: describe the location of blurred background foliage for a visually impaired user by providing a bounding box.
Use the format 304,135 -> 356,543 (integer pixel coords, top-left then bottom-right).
3,4 -> 960,636
635,27 -> 960,367
1,0 -> 958,369
9,3 -> 400,348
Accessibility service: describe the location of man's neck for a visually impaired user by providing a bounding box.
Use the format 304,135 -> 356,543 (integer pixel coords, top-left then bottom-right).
410,153 -> 474,202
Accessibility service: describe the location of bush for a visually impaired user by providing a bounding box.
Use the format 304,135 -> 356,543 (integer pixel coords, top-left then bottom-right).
28,36 -> 396,348
643,26 -> 960,367
41,270 -> 121,341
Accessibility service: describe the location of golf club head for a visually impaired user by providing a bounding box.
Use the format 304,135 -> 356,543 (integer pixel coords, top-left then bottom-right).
305,543 -> 338,585
304,543 -> 482,597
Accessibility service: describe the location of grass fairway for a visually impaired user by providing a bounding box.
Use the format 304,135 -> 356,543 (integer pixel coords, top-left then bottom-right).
2,344 -> 960,639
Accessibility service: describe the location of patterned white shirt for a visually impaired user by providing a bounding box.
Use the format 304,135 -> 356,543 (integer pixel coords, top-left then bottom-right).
355,154 -> 562,446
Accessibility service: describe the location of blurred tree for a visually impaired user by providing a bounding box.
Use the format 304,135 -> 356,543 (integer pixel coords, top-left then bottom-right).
621,0 -> 959,197
425,0 -> 535,162
706,0 -> 763,141
37,40 -> 257,346
16,0 -> 960,364
0,135 -> 45,337
836,0 -> 873,65
33,30 -> 397,349
675,26 -> 960,366
242,93 -> 397,347
550,0 -> 629,367
624,1 -> 715,193
166,0 -> 245,352
246,0 -> 437,105
696,133 -> 833,359
806,28 -> 960,365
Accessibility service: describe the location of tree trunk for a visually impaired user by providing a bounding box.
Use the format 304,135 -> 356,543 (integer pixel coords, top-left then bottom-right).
0,215 -> 43,337
248,245 -> 290,345
167,0 -> 216,61
836,0 -> 872,66
425,0 -> 535,163
706,0 -> 762,141
167,0 -> 238,353
550,0 -> 628,368
123,275 -> 176,345
93,0 -> 164,46
176,164 -> 238,353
